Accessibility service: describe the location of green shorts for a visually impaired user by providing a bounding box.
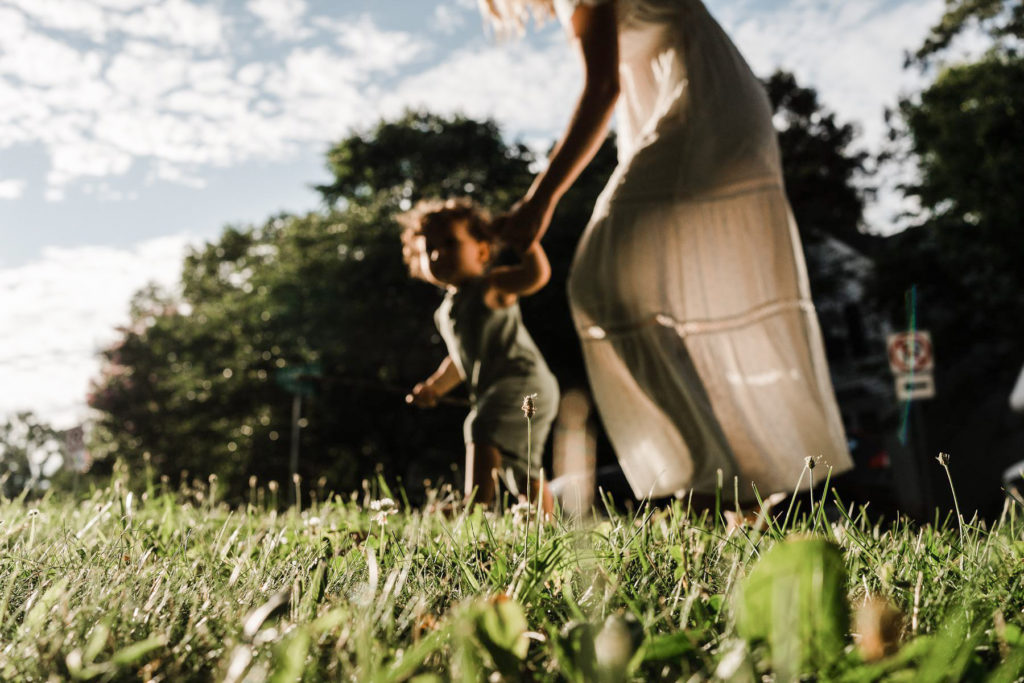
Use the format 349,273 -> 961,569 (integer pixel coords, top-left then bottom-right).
463,374 -> 559,483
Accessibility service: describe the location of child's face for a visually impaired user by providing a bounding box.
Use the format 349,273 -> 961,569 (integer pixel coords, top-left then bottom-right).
421,217 -> 489,285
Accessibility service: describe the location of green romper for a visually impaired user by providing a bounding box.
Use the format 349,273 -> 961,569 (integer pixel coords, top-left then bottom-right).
435,277 -> 560,484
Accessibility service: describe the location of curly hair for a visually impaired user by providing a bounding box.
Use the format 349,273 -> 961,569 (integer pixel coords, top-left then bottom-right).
398,197 -> 495,283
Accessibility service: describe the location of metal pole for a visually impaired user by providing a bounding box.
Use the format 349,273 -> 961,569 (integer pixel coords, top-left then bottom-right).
289,393 -> 301,506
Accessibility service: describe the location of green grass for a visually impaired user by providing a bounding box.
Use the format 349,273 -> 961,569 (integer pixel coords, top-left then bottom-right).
2,464 -> 1023,681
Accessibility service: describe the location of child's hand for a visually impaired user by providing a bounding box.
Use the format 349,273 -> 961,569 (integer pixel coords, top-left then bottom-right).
405,382 -> 438,408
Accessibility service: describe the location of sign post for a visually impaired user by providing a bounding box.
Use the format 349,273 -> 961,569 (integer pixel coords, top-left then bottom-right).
275,363 -> 321,505
886,330 -> 936,517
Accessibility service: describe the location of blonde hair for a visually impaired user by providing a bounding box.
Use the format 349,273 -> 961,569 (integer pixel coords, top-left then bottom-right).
478,0 -> 555,35
398,197 -> 495,283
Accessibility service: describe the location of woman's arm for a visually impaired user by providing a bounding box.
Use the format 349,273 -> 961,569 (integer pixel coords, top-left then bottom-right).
484,243 -> 552,306
408,355 -> 463,407
426,355 -> 463,395
503,1 -> 619,249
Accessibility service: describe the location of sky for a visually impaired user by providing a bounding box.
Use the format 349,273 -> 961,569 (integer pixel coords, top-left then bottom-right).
0,0 -> 954,428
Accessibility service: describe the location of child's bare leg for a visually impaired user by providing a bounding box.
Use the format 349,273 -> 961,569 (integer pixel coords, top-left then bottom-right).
530,478 -> 555,517
465,442 -> 502,507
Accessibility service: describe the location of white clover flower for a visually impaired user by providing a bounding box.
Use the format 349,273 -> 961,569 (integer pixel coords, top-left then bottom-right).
511,500 -> 532,527
369,498 -> 397,525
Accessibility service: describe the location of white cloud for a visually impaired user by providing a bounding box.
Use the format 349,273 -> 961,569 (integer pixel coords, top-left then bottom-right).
431,3 -> 469,35
320,14 -> 430,74
248,0 -> 311,41
0,234 -> 198,428
704,0 -> 945,234
0,23 -> 104,88
0,5 -> 427,191
4,0 -> 111,42
118,0 -> 227,50
720,0 -> 942,145
6,0 -> 225,48
0,179 -> 26,199
383,34 -> 580,142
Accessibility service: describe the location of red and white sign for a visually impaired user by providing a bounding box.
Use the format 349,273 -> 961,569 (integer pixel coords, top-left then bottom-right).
887,331 -> 934,375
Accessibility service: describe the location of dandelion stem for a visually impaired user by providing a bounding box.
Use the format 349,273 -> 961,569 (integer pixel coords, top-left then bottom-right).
937,453 -> 964,547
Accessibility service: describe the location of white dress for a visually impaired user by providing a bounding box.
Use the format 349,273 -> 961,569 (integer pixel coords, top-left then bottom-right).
554,0 -> 853,498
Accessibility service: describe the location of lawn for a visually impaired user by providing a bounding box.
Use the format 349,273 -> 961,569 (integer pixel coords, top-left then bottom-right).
1,462 -> 1023,681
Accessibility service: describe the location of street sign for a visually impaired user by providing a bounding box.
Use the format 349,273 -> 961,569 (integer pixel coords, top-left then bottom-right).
894,373 -> 935,401
275,362 -> 322,396
888,331 -> 935,400
887,331 -> 934,374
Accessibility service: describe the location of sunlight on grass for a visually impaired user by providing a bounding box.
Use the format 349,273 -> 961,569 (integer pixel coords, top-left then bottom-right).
1,463 -> 1023,680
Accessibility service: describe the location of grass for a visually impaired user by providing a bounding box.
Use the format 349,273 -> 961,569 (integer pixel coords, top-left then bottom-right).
1,461 -> 1023,681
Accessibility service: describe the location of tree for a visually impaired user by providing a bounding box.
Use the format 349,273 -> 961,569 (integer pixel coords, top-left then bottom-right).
870,0 -> 1024,515
912,0 -> 1023,65
764,71 -> 872,252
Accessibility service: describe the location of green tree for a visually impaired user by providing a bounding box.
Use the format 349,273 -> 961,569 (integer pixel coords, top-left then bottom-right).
872,0 -> 1024,515
912,0 -> 1023,64
765,71 -> 872,252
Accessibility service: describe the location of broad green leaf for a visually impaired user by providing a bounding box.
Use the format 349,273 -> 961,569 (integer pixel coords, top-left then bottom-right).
735,537 -> 849,677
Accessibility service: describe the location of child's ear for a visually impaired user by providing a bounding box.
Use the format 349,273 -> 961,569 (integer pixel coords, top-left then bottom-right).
478,240 -> 492,264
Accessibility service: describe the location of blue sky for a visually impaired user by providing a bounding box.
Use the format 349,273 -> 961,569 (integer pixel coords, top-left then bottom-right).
1,0 -> 952,426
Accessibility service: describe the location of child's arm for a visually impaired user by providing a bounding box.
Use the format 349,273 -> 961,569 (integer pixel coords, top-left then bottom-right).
407,355 -> 463,407
484,243 -> 552,307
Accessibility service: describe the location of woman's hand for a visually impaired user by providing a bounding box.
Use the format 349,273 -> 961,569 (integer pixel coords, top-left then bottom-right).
406,382 -> 439,408
499,196 -> 555,252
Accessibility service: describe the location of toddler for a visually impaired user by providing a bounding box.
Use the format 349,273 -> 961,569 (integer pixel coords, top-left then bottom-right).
401,198 -> 559,512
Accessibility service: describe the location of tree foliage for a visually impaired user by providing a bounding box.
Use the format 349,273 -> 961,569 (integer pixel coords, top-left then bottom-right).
764,71 -> 871,251
872,3 -> 1024,514
913,0 -> 1023,64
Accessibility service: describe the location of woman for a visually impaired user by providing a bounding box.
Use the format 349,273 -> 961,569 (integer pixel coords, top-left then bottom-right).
483,0 -> 852,499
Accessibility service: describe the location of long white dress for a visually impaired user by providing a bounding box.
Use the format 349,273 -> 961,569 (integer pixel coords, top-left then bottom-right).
553,0 -> 853,498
